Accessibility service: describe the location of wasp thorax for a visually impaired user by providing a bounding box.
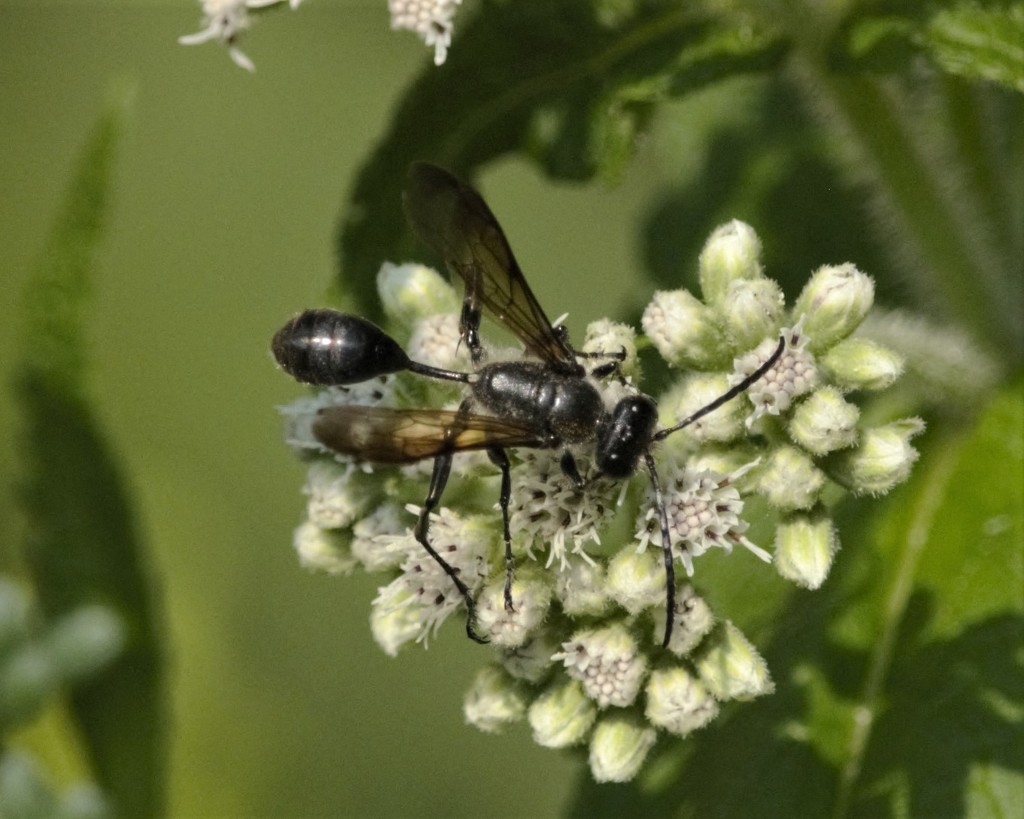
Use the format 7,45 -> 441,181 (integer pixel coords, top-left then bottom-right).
273,309 -> 411,386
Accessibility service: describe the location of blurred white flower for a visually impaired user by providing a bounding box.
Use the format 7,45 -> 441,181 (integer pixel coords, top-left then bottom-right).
388,0 -> 464,65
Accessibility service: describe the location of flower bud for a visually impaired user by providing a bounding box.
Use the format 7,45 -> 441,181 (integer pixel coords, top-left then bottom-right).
832,418 -> 925,496
0,644 -> 57,725
698,220 -> 763,305
369,595 -> 422,657
660,374 -> 746,445
0,753 -> 54,817
642,290 -> 727,370
554,623 -> 648,708
350,504 -> 406,572
788,387 -> 860,455
695,621 -> 774,701
758,446 -> 826,511
773,513 -> 838,589
645,666 -> 719,735
555,558 -> 611,617
293,521 -> 358,575
476,572 -> 552,648
407,313 -> 468,372
820,337 -> 905,391
653,584 -> 715,656
734,324 -> 820,427
720,278 -> 785,352
463,666 -> 528,733
304,461 -> 368,530
528,678 -> 597,748
685,447 -> 761,489
588,714 -> 657,783
500,630 -> 561,684
793,263 -> 875,352
44,605 -> 124,681
376,262 -> 458,327
607,548 -> 664,616
583,319 -> 639,379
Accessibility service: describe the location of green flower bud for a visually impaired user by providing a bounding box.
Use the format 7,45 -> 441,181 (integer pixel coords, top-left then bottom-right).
774,513 -> 839,589
607,548 -> 665,616
588,714 -> 657,783
0,753 -> 56,817
463,666 -> 528,733
555,558 -> 611,617
642,290 -> 726,369
695,621 -> 774,701
528,678 -> 597,748
304,461 -> 368,530
793,263 -> 875,352
293,521 -> 357,575
350,504 -> 406,572
407,313 -> 469,373
58,783 -> 109,819
832,418 -> 925,496
583,319 -> 639,379
376,262 -> 458,327
758,446 -> 827,511
44,606 -> 124,681
652,584 -> 715,656
500,630 -> 561,684
645,666 -> 719,735
820,337 -> 905,391
698,220 -> 763,305
788,387 -> 860,455
369,595 -> 422,657
660,373 -> 746,445
554,623 -> 648,708
476,572 -> 552,648
720,278 -> 785,352
685,448 -> 761,491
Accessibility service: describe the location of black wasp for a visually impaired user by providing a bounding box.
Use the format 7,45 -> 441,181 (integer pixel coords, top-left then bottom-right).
273,163 -> 784,647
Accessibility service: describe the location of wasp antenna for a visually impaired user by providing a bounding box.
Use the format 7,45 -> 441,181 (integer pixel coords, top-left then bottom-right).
642,450 -> 676,649
654,334 -> 786,442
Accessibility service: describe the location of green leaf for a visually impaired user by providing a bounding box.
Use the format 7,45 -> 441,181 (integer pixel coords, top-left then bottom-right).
567,378 -> 1024,816
831,1 -> 1024,93
924,3 -> 1024,93
13,90 -> 166,817
336,0 -> 786,316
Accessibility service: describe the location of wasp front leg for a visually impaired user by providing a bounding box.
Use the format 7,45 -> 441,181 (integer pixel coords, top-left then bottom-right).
486,447 -> 515,612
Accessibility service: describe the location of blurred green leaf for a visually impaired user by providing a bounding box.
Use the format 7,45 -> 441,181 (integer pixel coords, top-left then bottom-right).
13,91 -> 166,817
336,0 -> 786,316
833,1 -> 1024,93
567,377 -> 1023,816
925,3 -> 1024,93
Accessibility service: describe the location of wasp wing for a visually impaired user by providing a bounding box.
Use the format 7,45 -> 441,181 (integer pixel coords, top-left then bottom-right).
403,162 -> 577,368
313,406 -> 546,464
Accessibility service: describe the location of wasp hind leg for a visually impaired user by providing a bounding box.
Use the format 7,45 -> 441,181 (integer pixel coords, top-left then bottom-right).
415,452 -> 489,643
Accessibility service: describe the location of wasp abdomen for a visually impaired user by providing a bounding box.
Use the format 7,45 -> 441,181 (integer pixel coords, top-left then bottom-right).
272,309 -> 411,386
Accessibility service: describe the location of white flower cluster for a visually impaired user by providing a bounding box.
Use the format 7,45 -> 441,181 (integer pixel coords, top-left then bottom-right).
178,0 -> 304,72
277,219 -> 923,781
179,1 -> 468,71
388,0 -> 464,65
